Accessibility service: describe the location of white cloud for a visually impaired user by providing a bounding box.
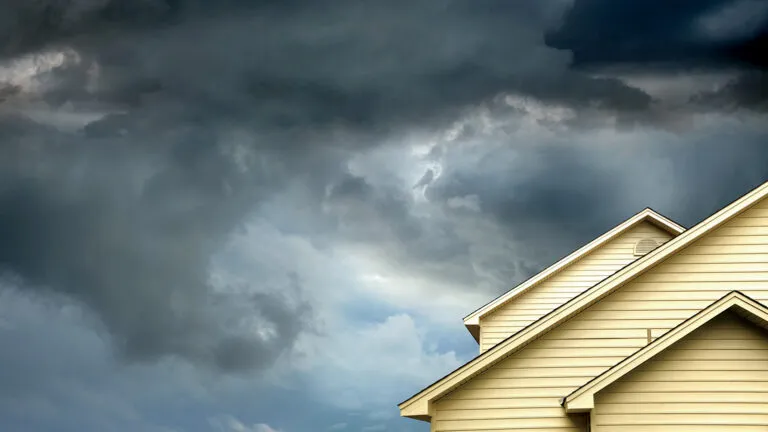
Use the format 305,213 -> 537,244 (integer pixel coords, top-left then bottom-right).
328,422 -> 348,431
446,194 -> 481,212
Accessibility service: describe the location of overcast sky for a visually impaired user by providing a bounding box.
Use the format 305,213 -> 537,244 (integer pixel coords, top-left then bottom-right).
0,1 -> 767,431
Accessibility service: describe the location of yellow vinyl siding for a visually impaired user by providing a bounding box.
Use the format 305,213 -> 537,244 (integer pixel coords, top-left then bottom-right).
557,198 -> 768,346
592,312 -> 768,432
479,222 -> 673,351
431,198 -> 768,432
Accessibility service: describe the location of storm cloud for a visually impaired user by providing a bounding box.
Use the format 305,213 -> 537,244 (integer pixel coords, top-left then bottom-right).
0,0 -> 766,381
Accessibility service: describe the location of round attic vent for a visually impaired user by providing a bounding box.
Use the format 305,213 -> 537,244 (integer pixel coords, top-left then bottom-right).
634,238 -> 659,256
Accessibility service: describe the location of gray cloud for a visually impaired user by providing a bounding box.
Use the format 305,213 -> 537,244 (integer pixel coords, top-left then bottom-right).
0,114 -> 311,373
692,71 -> 768,111
0,0 -> 665,129
0,0 -> 766,378
545,0 -> 767,67
546,0 -> 768,110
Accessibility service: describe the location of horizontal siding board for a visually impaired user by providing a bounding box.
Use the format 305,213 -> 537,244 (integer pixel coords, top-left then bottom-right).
437,416 -> 582,430
621,281 -> 768,291
491,357 -> 628,368
484,331 -> 648,346
685,244 -> 768,254
583,309 -> 697,321
479,366 -> 609,379
598,402 -> 768,415
436,397 -> 560,410
605,290 -> 751,301
590,300 -> 719,311
563,319 -> 685,330
636,348 -> 768,361
606,369 -> 768,382
445,386 -> 577,399
520,338 -> 647,349
639,272 -> 768,282
607,379 -> 768,392
648,359 -> 768,370
666,253 -> 768,263
575,310 -> 698,320
438,407 -> 568,420
603,391 -> 768,404
597,413 -> 768,426
484,313 -> 569,322
511,347 -> 639,359
463,377 -> 591,390
650,263 -> 768,273
541,329 -> 660,339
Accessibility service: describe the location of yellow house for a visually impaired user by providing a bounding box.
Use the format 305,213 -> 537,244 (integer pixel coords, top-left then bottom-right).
399,181 -> 768,431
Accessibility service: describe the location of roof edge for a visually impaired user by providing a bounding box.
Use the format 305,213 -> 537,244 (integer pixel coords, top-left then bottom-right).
463,208 -> 685,329
563,291 -> 768,413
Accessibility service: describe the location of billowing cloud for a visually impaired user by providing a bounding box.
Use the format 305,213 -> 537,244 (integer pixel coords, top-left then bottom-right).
0,1 -> 766,431
0,115 -> 314,373
546,0 -> 768,110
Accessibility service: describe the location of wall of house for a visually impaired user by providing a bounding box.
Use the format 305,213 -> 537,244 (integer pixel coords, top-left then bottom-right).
479,221 -> 674,352
431,197 -> 768,432
592,312 -> 768,432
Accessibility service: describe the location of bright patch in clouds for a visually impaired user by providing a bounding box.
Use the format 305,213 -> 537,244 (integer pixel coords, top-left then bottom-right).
210,416 -> 281,432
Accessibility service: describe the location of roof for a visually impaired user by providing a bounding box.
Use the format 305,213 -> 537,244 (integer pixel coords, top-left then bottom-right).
562,291 -> 768,413
399,179 -> 768,420
463,208 -> 685,340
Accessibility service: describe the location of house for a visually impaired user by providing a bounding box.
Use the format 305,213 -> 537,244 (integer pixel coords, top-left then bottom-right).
399,181 -> 768,431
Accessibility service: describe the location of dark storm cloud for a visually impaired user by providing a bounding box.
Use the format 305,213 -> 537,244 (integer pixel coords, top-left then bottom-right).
693,70 -> 768,111
0,0 -> 650,373
0,0 -> 663,129
0,0 -> 767,374
545,0 -> 767,67
0,0 -> 295,58
423,121 -> 768,283
546,0 -> 768,109
425,144 -> 627,269
0,114 -> 311,373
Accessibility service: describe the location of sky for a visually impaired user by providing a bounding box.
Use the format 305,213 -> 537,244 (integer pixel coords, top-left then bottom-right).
0,1 -> 766,431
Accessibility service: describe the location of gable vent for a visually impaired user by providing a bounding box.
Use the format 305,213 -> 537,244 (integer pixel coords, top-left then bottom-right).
634,238 -> 659,256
